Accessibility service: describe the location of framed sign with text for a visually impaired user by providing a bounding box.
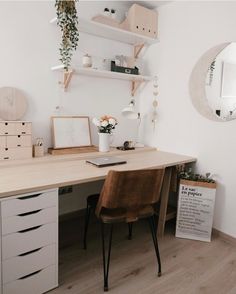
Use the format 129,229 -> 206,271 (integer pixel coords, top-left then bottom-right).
176,179 -> 217,242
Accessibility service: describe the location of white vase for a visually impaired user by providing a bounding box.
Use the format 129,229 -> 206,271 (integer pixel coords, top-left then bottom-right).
99,133 -> 110,152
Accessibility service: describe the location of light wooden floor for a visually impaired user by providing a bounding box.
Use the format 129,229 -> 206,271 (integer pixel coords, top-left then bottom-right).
50,217 -> 236,294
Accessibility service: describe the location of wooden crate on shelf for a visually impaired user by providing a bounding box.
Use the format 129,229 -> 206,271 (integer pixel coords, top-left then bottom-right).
120,4 -> 158,39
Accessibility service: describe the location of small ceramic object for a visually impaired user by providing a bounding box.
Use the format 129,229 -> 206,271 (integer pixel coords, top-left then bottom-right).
83,54 -> 92,68
101,59 -> 110,71
103,8 -> 110,17
110,9 -> 117,19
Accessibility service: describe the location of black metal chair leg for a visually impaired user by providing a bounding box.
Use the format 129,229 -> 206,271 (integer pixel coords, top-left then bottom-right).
83,204 -> 91,250
101,222 -> 113,292
148,216 -> 162,276
128,222 -> 133,240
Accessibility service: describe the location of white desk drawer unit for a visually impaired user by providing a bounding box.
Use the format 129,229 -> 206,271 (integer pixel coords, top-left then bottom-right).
3,265 -> 57,294
2,244 -> 56,284
2,206 -> 57,236
1,190 -> 57,218
0,121 -> 32,161
0,189 -> 58,294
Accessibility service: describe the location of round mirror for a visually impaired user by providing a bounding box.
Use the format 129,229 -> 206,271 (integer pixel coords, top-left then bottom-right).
189,42 -> 236,122
205,43 -> 236,121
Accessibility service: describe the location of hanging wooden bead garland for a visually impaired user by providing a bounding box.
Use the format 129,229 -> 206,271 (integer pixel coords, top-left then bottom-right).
152,76 -> 158,129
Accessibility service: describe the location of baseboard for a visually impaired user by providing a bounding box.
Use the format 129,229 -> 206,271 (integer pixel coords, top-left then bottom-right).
212,228 -> 236,245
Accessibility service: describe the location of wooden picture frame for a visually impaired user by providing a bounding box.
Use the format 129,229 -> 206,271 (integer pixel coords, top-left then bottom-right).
52,116 -> 92,149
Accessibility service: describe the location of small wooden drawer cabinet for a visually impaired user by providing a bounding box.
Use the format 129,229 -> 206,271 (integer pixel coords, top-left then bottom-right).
0,121 -> 32,160
0,189 -> 58,294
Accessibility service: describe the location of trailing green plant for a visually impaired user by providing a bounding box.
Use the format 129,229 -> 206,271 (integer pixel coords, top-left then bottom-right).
55,0 -> 79,71
179,168 -> 215,183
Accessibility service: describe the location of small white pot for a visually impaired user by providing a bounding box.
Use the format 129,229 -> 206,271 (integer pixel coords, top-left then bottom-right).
99,133 -> 111,152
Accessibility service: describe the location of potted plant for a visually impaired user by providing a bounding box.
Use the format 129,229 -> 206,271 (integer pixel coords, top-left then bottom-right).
92,115 -> 118,152
55,0 -> 79,71
176,169 -> 217,242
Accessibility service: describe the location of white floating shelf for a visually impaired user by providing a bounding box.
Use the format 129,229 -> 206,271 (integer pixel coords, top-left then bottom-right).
50,17 -> 158,46
51,65 -> 152,94
74,67 -> 152,82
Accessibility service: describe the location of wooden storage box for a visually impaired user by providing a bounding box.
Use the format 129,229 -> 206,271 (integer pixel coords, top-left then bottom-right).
120,4 -> 158,39
0,121 -> 32,160
33,145 -> 44,157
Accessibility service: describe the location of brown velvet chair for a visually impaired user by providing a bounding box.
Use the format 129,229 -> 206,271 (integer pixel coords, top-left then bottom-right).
95,168 -> 165,291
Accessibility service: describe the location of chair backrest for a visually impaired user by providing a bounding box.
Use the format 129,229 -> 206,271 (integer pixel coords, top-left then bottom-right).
96,168 -> 165,221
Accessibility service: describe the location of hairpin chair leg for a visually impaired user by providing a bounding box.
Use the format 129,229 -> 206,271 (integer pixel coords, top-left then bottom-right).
101,222 -> 113,292
128,223 -> 133,240
148,216 -> 162,276
83,203 -> 91,250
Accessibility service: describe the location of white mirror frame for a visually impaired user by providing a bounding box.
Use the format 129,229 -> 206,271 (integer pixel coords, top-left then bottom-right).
189,42 -> 230,122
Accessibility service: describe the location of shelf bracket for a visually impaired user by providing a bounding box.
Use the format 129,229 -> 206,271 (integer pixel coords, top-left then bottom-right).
59,70 -> 73,91
131,80 -> 142,96
134,43 -> 145,59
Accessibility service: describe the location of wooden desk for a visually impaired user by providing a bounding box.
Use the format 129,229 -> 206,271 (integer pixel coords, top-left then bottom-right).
0,147 -> 196,236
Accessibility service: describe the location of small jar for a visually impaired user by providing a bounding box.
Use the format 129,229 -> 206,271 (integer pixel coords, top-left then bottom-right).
83,54 -> 92,68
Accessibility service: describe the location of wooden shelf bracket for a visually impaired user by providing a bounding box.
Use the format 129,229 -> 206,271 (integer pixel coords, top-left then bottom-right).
134,43 -> 145,59
59,70 -> 74,91
131,80 -> 142,96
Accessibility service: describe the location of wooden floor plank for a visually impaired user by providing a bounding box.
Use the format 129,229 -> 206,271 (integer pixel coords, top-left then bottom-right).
50,217 -> 236,294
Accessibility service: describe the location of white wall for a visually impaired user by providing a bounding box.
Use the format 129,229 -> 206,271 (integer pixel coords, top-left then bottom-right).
0,1 -> 138,148
0,1 -> 141,214
140,1 -> 236,238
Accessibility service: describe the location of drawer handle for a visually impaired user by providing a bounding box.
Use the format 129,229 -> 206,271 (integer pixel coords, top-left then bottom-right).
3,157 -> 9,160
4,132 -> 8,135
18,209 -> 42,217
18,247 -> 42,257
18,225 -> 42,233
17,144 -> 21,147
18,193 -> 42,200
19,269 -> 42,280
22,132 -> 26,134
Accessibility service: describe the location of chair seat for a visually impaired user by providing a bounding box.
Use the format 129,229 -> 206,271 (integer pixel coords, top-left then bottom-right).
87,194 -> 99,208
100,205 -> 155,224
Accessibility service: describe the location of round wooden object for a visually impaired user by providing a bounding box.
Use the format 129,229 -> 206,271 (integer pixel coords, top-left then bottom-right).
0,87 -> 28,120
